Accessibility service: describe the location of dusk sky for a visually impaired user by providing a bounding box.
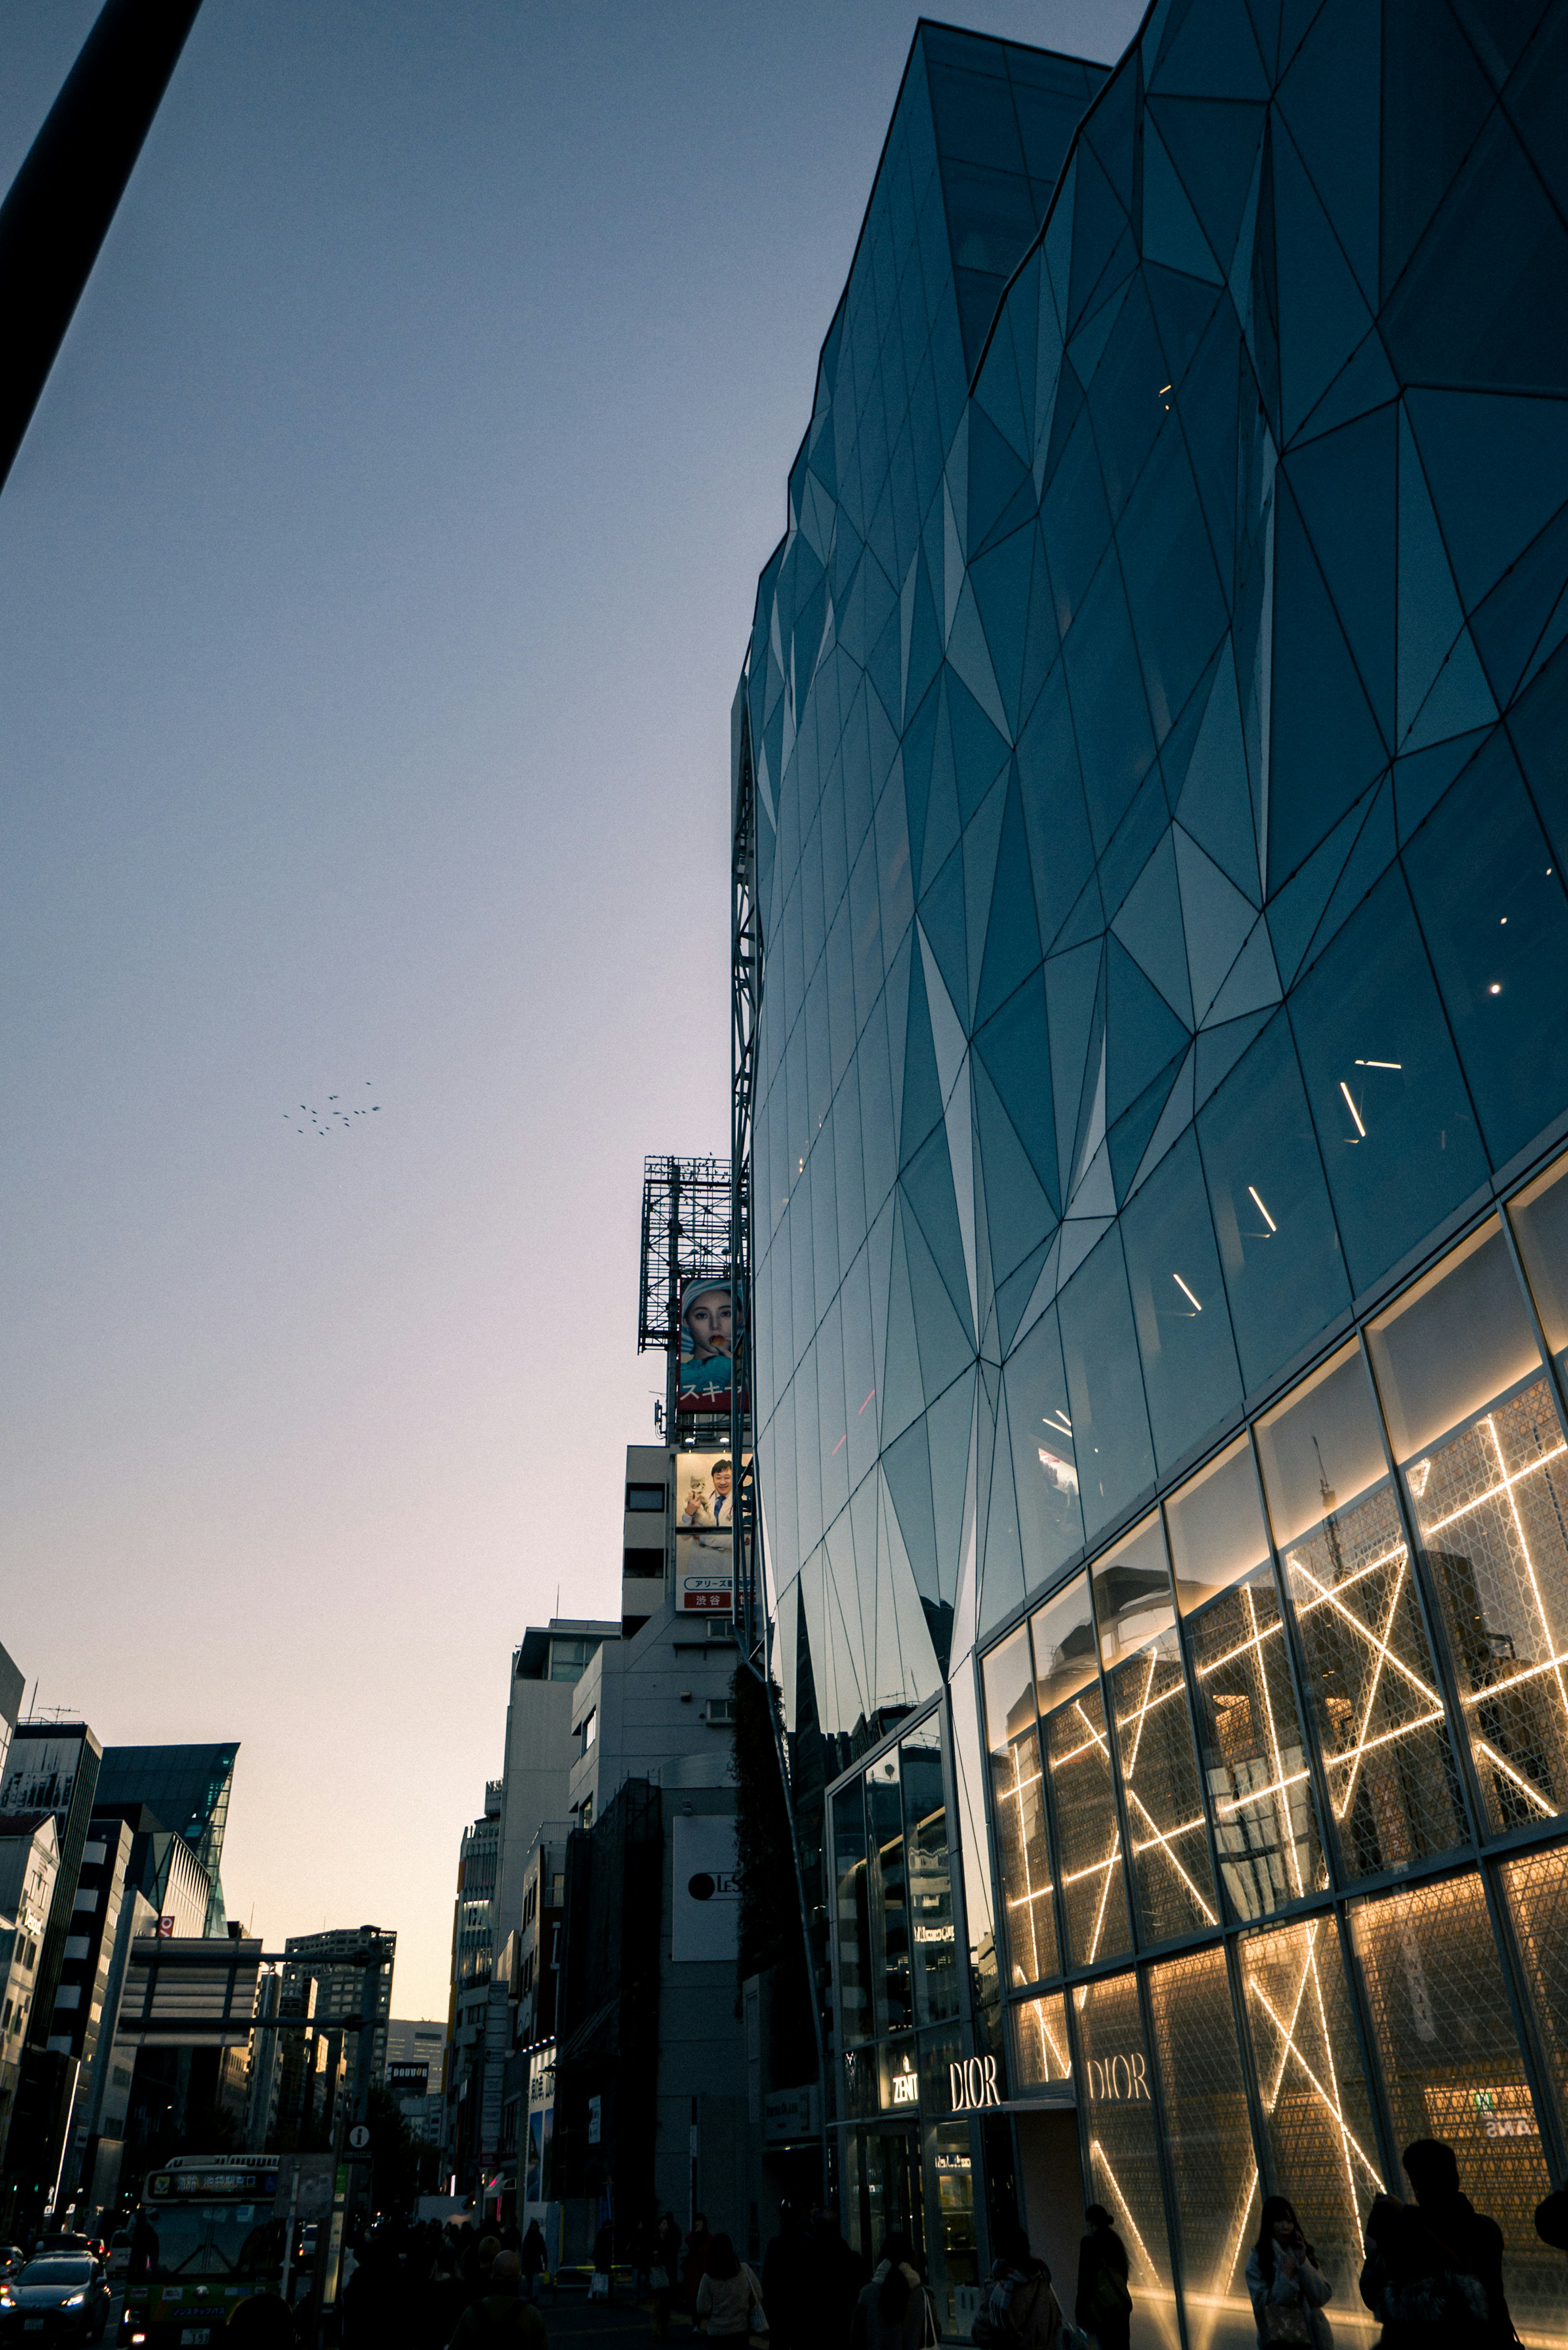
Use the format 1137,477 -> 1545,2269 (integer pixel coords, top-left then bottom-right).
1,0 -> 1142,2019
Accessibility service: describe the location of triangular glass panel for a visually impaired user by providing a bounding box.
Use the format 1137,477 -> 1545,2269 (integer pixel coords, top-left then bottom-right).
969,523 -> 1037,740
900,940 -> 947,1166
1045,937 -> 1103,1193
973,968 -> 1060,1211
1145,100 -> 1267,278
1300,776 -> 1397,967
917,916 -> 970,1112
882,1414 -> 940,1606
918,842 -> 970,1031
1108,1048 -> 1189,1201
973,1056 -> 1054,1291
1469,501 -> 1568,708
1141,118 -> 1223,283
1106,938 -> 1193,1121
1193,1007 -> 1273,1107
1269,478 -> 1390,887
1264,786 -> 1370,983
1394,728 -> 1490,845
1399,405 -> 1480,743
1402,626 -> 1498,753
1270,114 -> 1376,441
976,769 -> 1045,1027
962,769 -> 1010,1016
1175,651 -> 1262,901
1274,0 -> 1380,304
1127,1039 -> 1196,1198
1055,1212 -> 1113,1294
927,1368 -> 978,1606
1112,827 -> 1194,1025
1174,823 -> 1258,1020
1405,388 -> 1568,613
1150,0 -> 1270,98
1203,915 -> 1282,1024
1286,402 -> 1396,744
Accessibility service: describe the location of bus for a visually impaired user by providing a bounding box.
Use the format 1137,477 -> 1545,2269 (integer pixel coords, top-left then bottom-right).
118,2157 -> 285,2350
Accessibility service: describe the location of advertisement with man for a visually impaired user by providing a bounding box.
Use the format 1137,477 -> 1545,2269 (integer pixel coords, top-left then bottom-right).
675,1273 -> 746,1421
673,1451 -> 748,1613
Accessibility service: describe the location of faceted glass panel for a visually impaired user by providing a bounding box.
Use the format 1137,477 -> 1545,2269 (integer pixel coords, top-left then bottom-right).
1370,1224 -> 1568,1834
1147,1947 -> 1258,2350
1510,1149 -> 1568,1365
1351,1874 -> 1565,2350
982,1627 -> 1060,1989
1501,1845 -> 1568,2154
833,1781 -> 873,2048
1184,1561 -> 1328,1922
1074,1970 -> 1180,2350
1013,1987 -> 1074,2091
1031,1571 -> 1100,1713
1046,1682 -> 1133,1970
1237,1918 -> 1386,2332
1257,1344 -> 1468,1880
950,1660 -> 1001,2030
867,1753 -> 913,2035
1092,1511 -> 1177,1668
1108,1628 -> 1220,1945
1167,1436 -> 1273,1616
903,1721 -> 960,2025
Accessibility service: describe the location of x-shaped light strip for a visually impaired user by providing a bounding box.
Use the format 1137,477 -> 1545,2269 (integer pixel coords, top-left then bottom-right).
1110,1646 -> 1218,1927
1286,1544 -> 1446,1820
1249,1920 -> 1381,2217
1024,1995 -> 1071,2082
1059,1698 -> 1129,1963
999,1736 -> 1055,1982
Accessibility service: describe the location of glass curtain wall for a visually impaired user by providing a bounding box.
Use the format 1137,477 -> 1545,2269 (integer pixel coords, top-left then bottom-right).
832,1708 -> 977,2329
967,1144 -> 1568,2350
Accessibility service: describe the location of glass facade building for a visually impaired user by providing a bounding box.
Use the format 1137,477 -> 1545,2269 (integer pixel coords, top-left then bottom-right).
734,4 -> 1568,2339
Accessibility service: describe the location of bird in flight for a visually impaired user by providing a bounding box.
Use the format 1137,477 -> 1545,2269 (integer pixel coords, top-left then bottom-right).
285,1082 -> 381,1135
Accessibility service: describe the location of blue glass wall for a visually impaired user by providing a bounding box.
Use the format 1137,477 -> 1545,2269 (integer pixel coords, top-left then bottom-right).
739,0 -> 1568,2319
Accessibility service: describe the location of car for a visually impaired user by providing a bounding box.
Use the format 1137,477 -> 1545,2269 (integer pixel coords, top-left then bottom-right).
27,2251 -> 95,2274
103,2244 -> 130,2290
0,2263 -> 23,2287
0,2255 -> 111,2342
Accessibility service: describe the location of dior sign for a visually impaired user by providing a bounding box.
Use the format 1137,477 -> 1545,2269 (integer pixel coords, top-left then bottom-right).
1086,2052 -> 1151,2101
949,2055 -> 1002,2112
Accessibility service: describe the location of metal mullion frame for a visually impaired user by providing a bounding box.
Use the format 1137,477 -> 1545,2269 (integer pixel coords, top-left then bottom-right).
1135,1958 -> 1194,2350
1224,1925 -> 1278,2211
971,1642 -> 1019,2054
1479,1851 -> 1568,2185
1332,1898 -> 1402,2194
1498,1182 -> 1568,1463
1090,1618 -> 1142,1965
1161,1493 -> 1233,1952
935,1681 -> 985,2065
1353,1325 -> 1489,1864
1243,1426 -> 1347,1909
1022,1613 -> 1073,2002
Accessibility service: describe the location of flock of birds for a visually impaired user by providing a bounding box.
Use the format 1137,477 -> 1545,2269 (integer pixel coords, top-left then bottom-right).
286,1082 -> 381,1136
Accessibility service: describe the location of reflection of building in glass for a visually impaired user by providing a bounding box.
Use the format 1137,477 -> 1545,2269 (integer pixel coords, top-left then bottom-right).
96,1743 -> 239,1936
734,7 -> 1568,2341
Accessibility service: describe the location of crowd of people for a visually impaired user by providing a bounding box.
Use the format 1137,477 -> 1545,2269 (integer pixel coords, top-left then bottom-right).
216,2129 -> 1566,2345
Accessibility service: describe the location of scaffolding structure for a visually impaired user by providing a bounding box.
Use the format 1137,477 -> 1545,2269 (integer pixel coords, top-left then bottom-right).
637,1154 -> 733,1434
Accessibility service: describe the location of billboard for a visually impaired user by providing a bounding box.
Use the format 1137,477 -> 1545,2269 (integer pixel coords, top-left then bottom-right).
0,1731 -> 88,1821
525,2041 -> 555,2207
673,1452 -> 747,1613
676,1274 -> 745,1422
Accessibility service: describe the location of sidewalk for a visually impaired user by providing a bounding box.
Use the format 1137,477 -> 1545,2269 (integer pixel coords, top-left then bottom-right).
534,2295 -> 659,2337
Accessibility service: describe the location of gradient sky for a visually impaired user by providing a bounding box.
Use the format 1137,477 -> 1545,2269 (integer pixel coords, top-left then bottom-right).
1,0 -> 1143,2020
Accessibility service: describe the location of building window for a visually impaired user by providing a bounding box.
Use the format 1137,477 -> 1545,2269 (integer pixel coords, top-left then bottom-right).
549,1637 -> 596,1683
626,1484 -> 666,1512
579,1709 -> 596,1753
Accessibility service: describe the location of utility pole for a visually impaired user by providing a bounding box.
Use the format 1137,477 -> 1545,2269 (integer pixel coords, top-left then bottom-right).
0,0 -> 205,493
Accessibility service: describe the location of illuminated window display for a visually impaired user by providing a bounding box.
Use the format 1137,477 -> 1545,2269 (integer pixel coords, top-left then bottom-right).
734,0 -> 1568,2336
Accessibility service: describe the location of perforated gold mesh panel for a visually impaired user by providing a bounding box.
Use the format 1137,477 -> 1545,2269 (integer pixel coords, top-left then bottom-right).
1238,1917 -> 1385,2326
1351,1873 -> 1567,2350
1075,1969 -> 1180,2350
1147,1947 -> 1258,2350
1047,1686 -> 1133,1970
1281,1486 -> 1468,1878
1109,1628 -> 1220,1945
1503,1843 -> 1568,2148
1185,1564 -> 1328,1921
1409,1376 -> 1568,1834
991,1715 -> 1060,1989
1013,1987 -> 1072,2091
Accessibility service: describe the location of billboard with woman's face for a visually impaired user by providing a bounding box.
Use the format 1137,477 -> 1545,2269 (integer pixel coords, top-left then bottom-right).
676,1274 -> 746,1422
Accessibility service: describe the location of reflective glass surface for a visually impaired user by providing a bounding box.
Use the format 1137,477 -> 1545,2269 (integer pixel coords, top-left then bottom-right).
1257,1346 -> 1468,1878
1046,1681 -> 1132,1971
982,1630 -> 1058,1989
1147,1948 -> 1257,2350
1074,1970 -> 1179,2350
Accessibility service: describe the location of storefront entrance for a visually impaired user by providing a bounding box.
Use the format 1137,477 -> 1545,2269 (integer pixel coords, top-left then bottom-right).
1016,2107 -> 1084,2302
849,2123 -> 925,2270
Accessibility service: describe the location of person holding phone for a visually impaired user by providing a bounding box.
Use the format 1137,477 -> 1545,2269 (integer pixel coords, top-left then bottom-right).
1246,2198 -> 1332,2350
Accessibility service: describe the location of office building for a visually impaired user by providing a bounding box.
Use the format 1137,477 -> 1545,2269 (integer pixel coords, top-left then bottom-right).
383,2018 -> 446,2147
282,1926 -> 396,2093
0,1650 -> 22,1786
0,1723 -> 102,2220
0,1816 -> 60,2172
443,1783 -> 501,2196
95,1744 -> 238,1938
734,9 -> 1568,2341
